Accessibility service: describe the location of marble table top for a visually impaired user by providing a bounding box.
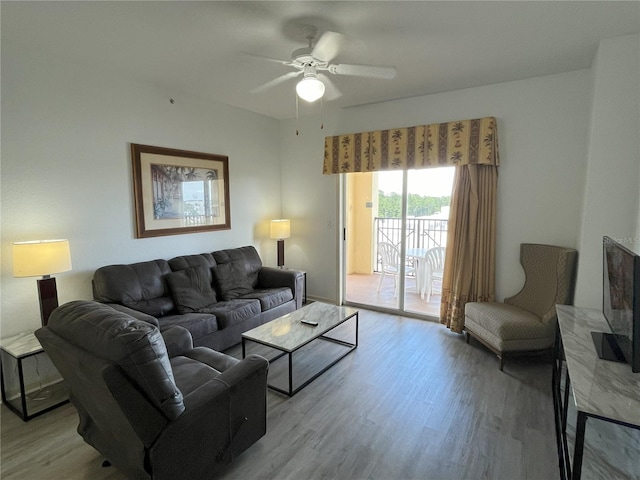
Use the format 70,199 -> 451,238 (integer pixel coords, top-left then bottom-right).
0,331 -> 42,358
556,305 -> 640,427
242,302 -> 359,352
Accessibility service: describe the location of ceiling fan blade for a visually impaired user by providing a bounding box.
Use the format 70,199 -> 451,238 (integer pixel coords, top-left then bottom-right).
318,74 -> 342,101
241,52 -> 293,67
330,63 -> 397,79
251,71 -> 301,94
311,31 -> 344,63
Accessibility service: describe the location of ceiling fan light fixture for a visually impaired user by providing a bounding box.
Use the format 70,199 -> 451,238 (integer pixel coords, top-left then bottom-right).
296,76 -> 325,103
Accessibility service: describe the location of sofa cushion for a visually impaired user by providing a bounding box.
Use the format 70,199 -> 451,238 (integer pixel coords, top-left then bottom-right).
165,266 -> 217,314
158,313 -> 219,340
241,287 -> 293,311
170,356 -> 221,398
93,260 -> 175,317
202,299 -> 261,329
125,297 -> 174,318
465,302 -> 555,352
212,246 -> 262,288
211,260 -> 253,301
168,254 -> 216,278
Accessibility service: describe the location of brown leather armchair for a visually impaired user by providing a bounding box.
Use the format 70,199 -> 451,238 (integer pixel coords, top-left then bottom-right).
35,300 -> 268,480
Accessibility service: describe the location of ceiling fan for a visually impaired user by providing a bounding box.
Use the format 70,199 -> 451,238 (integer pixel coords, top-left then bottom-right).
251,26 -> 397,103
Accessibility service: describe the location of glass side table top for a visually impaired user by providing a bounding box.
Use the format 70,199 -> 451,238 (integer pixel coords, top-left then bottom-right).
0,331 -> 42,358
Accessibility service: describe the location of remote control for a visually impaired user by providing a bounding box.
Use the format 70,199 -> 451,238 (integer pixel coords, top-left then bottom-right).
300,319 -> 318,327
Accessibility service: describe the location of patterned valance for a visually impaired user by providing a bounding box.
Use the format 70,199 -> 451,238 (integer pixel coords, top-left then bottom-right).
323,116 -> 499,174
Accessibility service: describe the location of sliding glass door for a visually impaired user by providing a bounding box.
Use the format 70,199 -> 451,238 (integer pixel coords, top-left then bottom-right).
343,167 -> 454,318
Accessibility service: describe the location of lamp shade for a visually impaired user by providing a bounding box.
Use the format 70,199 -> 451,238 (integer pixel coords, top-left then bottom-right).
13,239 -> 72,278
296,77 -> 325,103
270,219 -> 291,240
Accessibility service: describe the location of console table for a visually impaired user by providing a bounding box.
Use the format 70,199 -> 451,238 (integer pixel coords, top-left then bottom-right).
552,305 -> 640,479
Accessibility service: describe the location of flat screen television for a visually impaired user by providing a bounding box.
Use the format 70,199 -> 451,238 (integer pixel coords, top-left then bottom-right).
592,236 -> 640,373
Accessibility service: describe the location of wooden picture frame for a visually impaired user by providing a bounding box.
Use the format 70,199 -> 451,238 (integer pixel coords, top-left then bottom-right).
131,144 -> 230,238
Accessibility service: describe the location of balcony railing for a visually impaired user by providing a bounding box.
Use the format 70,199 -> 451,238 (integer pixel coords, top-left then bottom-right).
374,217 -> 448,271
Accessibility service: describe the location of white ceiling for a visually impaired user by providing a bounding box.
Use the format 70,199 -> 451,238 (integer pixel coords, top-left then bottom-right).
3,1 -> 639,120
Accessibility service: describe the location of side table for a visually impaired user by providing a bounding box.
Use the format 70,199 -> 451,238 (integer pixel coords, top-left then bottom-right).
300,271 -> 308,304
283,268 -> 308,305
0,331 -> 69,421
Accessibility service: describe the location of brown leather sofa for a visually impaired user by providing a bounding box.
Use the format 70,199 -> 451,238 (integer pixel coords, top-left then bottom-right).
36,300 -> 269,480
93,246 -> 304,351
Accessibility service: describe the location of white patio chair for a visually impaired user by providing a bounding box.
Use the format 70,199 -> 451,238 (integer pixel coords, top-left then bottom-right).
377,242 -> 415,297
424,247 -> 445,302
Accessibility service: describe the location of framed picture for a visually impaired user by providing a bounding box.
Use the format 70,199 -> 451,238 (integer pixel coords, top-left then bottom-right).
131,144 -> 230,238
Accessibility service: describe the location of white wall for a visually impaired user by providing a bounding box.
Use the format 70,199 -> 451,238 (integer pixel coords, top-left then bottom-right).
281,70 -> 593,303
574,34 -> 640,308
1,42 -> 283,337
277,110 -> 342,303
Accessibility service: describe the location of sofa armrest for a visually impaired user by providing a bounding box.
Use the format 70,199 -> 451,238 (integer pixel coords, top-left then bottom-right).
183,346 -> 240,372
105,303 -> 160,327
150,354 -> 268,478
174,354 -> 267,412
162,326 -> 194,358
214,354 -> 268,390
258,267 -> 305,309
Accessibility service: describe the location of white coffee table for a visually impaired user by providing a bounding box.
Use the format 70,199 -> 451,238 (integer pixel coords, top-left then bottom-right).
242,302 -> 359,396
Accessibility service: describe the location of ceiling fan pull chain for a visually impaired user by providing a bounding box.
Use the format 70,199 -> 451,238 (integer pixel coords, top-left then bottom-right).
320,96 -> 324,130
295,93 -> 300,136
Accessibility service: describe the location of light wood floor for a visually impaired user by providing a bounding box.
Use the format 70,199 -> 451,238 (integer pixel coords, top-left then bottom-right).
2,309 -> 562,480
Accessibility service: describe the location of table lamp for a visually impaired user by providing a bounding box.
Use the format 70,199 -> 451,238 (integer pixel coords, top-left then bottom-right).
270,219 -> 290,268
13,239 -> 72,326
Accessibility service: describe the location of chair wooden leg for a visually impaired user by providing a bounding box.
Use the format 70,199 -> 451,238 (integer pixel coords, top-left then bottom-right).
465,331 -> 471,344
498,354 -> 504,371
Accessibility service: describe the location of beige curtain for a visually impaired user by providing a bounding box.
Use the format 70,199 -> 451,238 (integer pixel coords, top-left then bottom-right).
439,164 -> 498,333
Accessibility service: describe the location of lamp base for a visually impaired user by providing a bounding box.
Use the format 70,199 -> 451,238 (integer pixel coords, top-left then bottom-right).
277,239 -> 285,268
38,277 -> 59,326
